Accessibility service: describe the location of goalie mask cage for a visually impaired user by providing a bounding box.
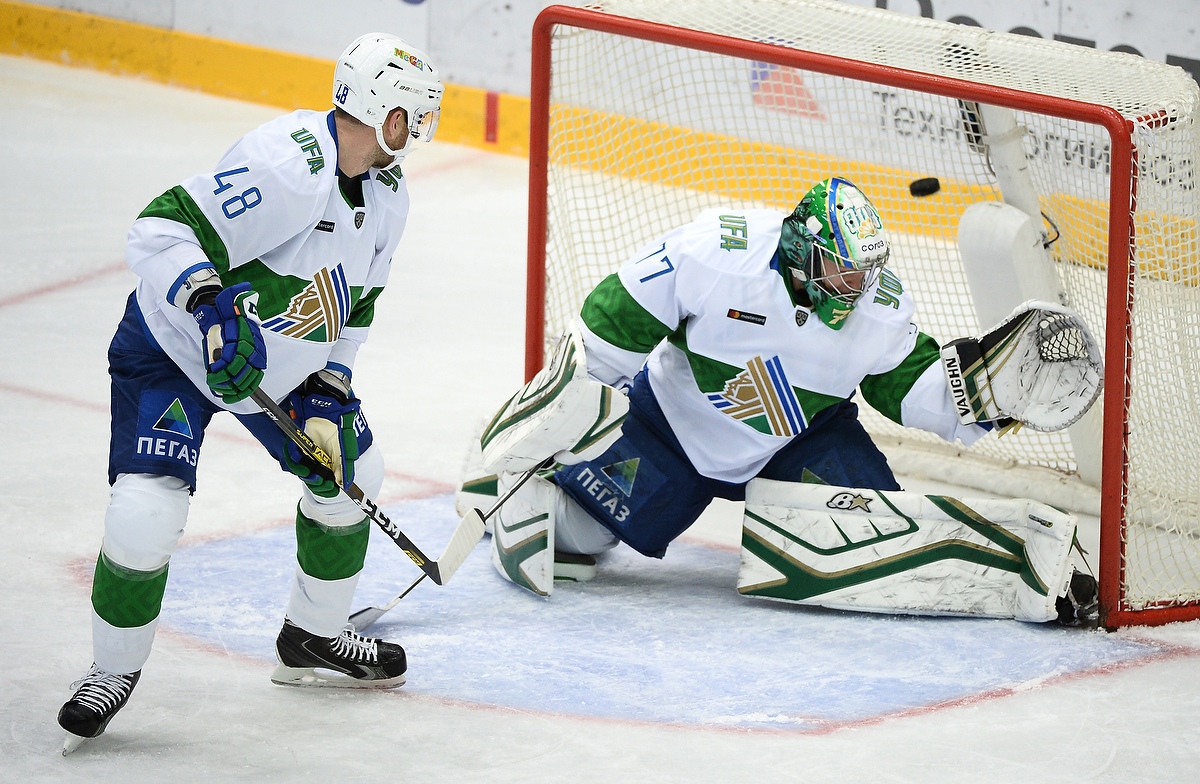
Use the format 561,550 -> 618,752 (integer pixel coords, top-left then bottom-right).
526,0 -> 1200,628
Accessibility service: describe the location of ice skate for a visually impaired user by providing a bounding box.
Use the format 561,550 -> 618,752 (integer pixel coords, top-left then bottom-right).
554,551 -> 598,582
271,619 -> 407,688
1056,569 -> 1099,627
58,664 -> 141,755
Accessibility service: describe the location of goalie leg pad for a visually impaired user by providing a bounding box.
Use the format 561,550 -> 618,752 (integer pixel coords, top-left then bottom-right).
491,473 -> 615,594
739,479 -> 1077,622
491,474 -> 558,596
455,420 -> 500,527
479,330 -> 628,475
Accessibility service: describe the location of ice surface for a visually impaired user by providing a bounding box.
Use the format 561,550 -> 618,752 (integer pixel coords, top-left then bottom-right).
161,495 -> 1164,732
2,54 -> 1200,783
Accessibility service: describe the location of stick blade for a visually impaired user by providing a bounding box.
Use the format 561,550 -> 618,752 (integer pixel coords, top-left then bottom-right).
348,606 -> 388,634
430,509 -> 487,585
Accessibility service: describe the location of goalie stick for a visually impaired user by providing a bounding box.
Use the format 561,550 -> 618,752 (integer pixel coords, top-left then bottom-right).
251,388 -> 485,586
348,456 -> 552,632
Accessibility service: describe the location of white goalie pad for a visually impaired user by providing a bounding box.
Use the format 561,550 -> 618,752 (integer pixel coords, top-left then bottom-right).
941,300 -> 1103,433
479,330 -> 628,474
490,473 -> 557,596
455,421 -> 498,521
738,479 -> 1078,622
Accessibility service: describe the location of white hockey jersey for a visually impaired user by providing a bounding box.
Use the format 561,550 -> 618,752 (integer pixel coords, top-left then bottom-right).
579,209 -> 987,483
125,109 -> 409,414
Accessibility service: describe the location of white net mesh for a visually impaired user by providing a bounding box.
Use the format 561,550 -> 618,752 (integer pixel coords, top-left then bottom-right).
535,0 -> 1200,619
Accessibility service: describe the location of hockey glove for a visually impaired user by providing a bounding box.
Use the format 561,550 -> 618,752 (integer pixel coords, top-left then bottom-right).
940,301 -> 1102,433
193,282 -> 267,404
283,370 -> 361,497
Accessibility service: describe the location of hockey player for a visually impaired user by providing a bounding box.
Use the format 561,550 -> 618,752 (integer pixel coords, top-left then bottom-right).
57,33 -> 443,753
465,177 -> 1102,625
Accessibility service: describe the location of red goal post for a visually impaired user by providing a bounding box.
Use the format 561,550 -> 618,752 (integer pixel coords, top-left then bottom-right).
526,1 -> 1200,628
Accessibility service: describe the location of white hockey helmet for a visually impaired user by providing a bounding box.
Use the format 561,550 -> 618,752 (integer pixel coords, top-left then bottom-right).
332,33 -> 444,161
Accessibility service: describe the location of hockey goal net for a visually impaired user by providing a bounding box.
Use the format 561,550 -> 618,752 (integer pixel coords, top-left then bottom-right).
526,0 -> 1200,628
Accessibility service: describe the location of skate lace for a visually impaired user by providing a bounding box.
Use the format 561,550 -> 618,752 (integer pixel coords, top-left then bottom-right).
68,666 -> 134,713
331,626 -> 379,663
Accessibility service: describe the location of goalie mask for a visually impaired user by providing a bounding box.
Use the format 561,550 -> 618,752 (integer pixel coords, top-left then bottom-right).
333,33 -> 444,163
778,178 -> 891,328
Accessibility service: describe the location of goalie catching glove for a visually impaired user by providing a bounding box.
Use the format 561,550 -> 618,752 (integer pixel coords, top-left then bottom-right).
479,329 -> 628,474
941,300 -> 1103,432
283,369 -> 361,497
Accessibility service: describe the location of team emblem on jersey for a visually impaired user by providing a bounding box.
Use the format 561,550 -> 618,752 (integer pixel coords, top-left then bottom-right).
260,265 -> 351,343
707,355 -> 806,437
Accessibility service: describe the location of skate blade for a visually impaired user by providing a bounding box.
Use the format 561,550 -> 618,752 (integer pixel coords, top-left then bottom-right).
269,664 -> 406,690
62,732 -> 90,756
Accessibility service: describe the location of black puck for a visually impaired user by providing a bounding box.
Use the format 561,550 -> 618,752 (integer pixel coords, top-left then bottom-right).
909,177 -> 941,197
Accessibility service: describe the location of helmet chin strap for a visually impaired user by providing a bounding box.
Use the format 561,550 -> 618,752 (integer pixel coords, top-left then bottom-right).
374,124 -> 411,164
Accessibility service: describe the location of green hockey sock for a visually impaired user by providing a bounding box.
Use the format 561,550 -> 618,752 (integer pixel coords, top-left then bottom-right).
91,551 -> 169,629
294,507 -> 369,581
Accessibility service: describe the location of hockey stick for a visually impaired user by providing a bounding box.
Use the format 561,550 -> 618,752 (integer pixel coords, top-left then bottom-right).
251,388 -> 486,586
348,573 -> 428,633
348,456 -> 552,632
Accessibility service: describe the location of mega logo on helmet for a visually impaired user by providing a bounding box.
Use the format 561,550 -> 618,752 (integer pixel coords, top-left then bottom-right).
393,49 -> 429,71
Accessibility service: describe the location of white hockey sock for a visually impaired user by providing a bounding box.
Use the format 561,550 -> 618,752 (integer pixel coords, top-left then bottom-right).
92,611 -> 158,675
286,567 -> 361,638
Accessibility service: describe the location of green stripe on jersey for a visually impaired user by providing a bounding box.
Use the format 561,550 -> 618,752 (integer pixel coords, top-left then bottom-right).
137,187 -> 381,332
859,332 -> 941,425
138,186 -> 231,274
580,274 -> 672,353
347,286 -> 383,328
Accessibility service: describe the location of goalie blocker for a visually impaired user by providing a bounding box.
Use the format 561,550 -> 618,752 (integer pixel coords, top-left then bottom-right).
739,479 -> 1087,623
941,300 -> 1103,433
